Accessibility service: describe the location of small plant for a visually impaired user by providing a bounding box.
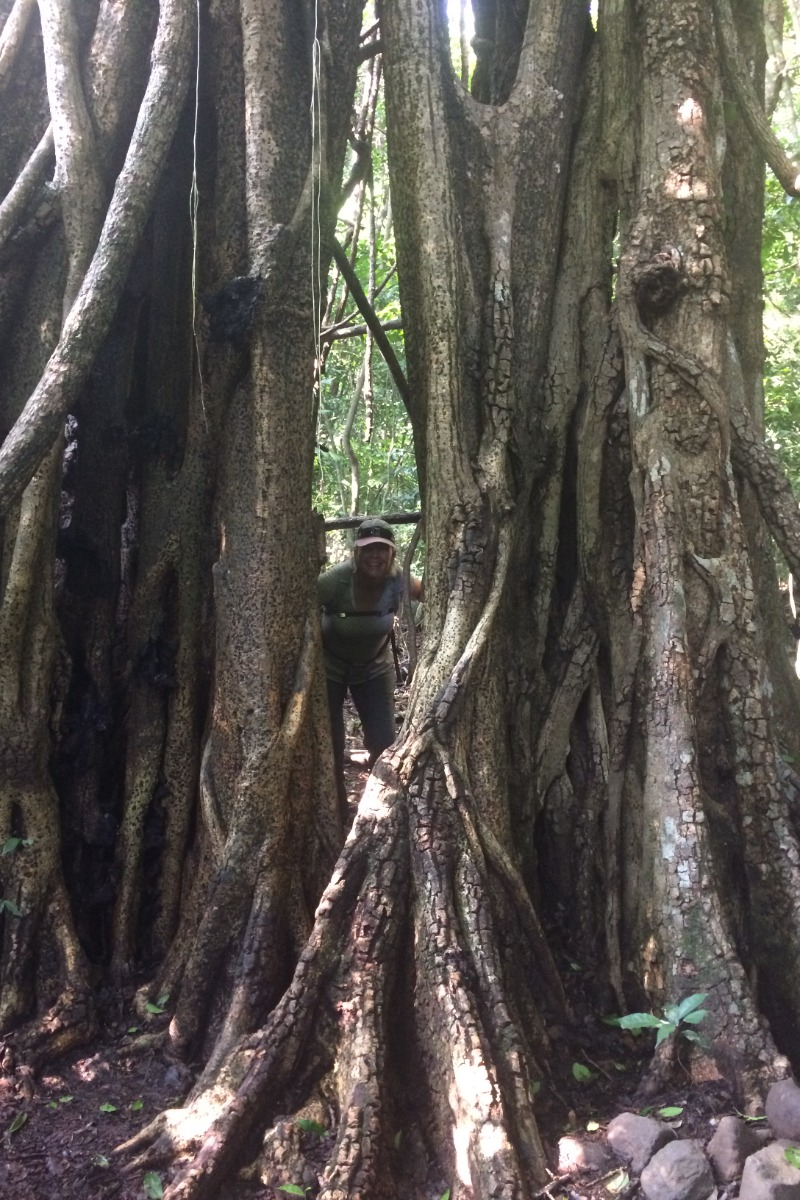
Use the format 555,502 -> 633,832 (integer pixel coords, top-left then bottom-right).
143,1171 -> 164,1199
786,1145 -> 800,1170
99,1101 -> 118,1114
572,1061 -> 595,1082
2,837 -> 33,855
0,898 -> 22,917
277,1187 -> 310,1197
609,992 -> 708,1046
296,1117 -> 326,1135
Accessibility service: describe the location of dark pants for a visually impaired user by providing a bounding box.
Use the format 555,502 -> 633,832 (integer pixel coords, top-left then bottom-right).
326,672 -> 396,815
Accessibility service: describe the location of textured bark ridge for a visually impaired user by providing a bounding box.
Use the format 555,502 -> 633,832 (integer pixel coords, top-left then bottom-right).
121,736 -> 562,1200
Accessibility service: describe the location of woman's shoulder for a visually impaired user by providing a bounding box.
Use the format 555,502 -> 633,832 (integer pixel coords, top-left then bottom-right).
317,560 -> 352,603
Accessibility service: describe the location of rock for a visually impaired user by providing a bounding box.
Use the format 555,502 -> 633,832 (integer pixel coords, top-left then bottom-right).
707,1114 -> 765,1183
558,1134 -> 615,1175
767,1079 -> 800,1141
639,1139 -> 715,1200
739,1140 -> 800,1199
606,1112 -> 677,1174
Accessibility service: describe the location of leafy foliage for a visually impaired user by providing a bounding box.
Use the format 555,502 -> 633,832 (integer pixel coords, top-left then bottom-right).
609,992 -> 708,1047
316,52 -> 419,526
763,178 -> 800,493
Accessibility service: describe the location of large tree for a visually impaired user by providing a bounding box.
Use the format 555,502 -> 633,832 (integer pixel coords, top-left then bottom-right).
3,0 -> 800,1198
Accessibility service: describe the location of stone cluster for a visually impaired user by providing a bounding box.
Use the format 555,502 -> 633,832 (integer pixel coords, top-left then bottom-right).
557,1078 -> 800,1199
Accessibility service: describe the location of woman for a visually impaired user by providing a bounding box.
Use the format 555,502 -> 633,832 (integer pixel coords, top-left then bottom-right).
318,517 -> 421,818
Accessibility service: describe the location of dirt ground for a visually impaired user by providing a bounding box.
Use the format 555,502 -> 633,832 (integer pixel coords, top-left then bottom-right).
0,1005 -> 739,1200
0,701 -> 743,1200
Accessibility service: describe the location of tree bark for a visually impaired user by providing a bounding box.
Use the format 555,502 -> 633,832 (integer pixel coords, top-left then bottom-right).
3,0 -> 800,1196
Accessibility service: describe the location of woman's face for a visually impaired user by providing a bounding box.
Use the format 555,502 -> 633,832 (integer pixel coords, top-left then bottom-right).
355,542 -> 394,581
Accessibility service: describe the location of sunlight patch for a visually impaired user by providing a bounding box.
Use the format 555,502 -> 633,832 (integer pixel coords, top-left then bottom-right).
358,773 -> 393,821
677,96 -> 703,125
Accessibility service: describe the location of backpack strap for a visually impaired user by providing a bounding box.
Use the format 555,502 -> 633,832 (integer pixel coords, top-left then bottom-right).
322,572 -> 402,619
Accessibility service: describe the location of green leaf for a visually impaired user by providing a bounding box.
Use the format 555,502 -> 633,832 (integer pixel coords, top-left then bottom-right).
156,992 -> 170,1008
438,1192 -> 451,1200
127,1026 -> 139,1034
675,993 -> 708,1021
2,838 -> 22,855
785,1146 -> 800,1170
572,1062 -> 595,1082
681,1029 -> 706,1045
59,1095 -> 74,1104
655,1023 -> 675,1045
8,1111 -> 28,1133
606,1168 -> 629,1194
145,1002 -> 165,1014
93,1154 -> 110,1168
99,1102 -> 118,1113
130,1098 -> 144,1112
48,1101 -> 58,1110
296,1117 -> 326,1135
615,1012 -> 664,1031
529,1079 -> 542,1097
144,1171 -> 164,1199
277,1187 -> 307,1197
658,1106 -> 684,1118
0,898 -> 22,917
680,1010 -> 707,1025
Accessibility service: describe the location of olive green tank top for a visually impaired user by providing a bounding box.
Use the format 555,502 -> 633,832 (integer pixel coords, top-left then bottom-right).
318,562 -> 404,684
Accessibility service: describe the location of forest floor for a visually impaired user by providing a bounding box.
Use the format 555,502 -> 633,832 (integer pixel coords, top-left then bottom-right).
0,998 -> 739,1200
0,699 -> 743,1200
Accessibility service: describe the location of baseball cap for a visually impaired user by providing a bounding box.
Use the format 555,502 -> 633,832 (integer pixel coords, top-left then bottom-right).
355,518 -> 396,548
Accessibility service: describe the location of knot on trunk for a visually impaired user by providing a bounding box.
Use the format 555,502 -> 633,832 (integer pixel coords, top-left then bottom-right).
633,246 -> 684,318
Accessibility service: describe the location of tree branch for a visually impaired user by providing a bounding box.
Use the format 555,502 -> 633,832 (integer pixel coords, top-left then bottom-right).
331,238 -> 409,407
0,0 -> 196,515
39,0 -> 106,310
0,125 -> 54,251
714,0 -> 800,196
0,0 -> 37,93
322,316 -> 402,342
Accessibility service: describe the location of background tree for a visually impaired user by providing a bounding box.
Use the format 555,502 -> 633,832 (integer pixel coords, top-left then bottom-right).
0,0 -> 363,1069
4,2 -> 800,1200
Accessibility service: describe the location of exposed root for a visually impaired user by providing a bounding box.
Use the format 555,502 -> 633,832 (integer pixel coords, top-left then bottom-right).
408,754 -> 550,1199
2,988 -> 96,1070
115,742 -> 560,1200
